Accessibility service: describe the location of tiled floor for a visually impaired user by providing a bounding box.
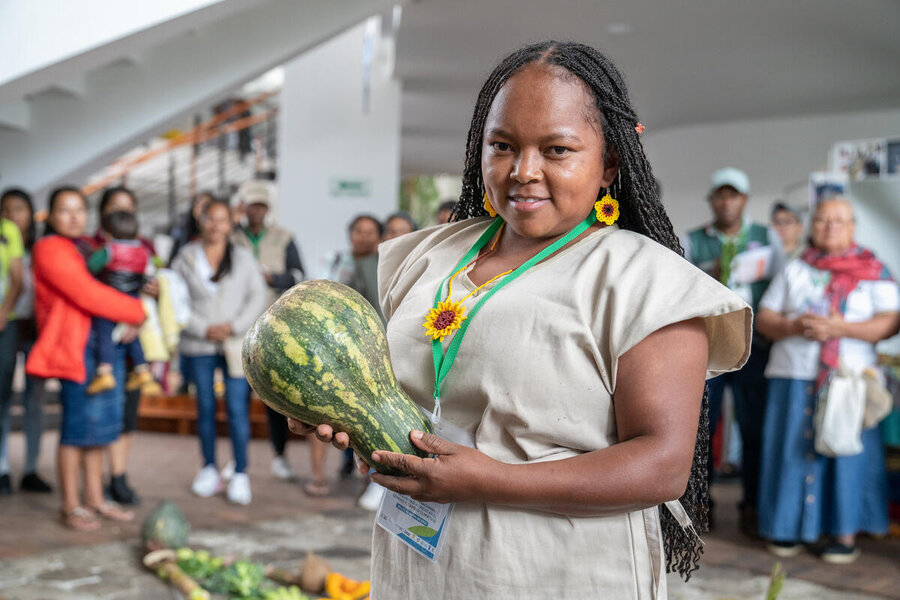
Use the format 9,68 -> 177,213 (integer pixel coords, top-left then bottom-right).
0,431 -> 897,598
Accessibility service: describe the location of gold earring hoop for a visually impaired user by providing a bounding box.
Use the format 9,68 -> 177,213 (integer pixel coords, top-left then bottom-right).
483,193 -> 498,217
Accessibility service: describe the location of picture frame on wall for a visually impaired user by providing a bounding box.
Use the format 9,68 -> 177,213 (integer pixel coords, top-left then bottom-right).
886,139 -> 900,177
830,138 -> 888,181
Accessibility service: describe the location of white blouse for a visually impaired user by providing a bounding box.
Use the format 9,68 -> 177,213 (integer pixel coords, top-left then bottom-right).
759,258 -> 899,380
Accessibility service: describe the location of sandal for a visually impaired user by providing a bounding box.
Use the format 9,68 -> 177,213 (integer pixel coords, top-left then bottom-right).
60,506 -> 101,531
90,501 -> 135,522
303,479 -> 329,497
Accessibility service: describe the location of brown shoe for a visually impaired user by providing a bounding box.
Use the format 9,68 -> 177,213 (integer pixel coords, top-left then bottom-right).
87,373 -> 116,395
90,501 -> 135,522
60,506 -> 101,531
125,370 -> 153,391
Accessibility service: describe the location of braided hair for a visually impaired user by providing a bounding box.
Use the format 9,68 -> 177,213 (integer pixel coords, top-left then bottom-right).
455,41 -> 709,580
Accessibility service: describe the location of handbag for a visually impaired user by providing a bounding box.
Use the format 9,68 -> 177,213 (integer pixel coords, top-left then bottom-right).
862,367 -> 892,428
222,336 -> 245,379
814,365 -> 866,457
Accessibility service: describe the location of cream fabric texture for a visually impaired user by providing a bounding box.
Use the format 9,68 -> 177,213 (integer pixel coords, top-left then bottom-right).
371,218 -> 751,599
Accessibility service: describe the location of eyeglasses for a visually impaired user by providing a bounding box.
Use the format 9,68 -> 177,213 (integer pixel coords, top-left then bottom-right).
811,218 -> 852,226
772,218 -> 800,226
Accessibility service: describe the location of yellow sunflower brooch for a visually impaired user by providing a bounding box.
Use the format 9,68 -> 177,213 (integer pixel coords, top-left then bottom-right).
594,193 -> 620,226
423,300 -> 467,341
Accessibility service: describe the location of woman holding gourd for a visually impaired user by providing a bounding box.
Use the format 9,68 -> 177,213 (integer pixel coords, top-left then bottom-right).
291,42 -> 751,597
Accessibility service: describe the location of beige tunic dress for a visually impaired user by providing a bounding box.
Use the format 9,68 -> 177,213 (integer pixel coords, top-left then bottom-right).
373,218 -> 751,599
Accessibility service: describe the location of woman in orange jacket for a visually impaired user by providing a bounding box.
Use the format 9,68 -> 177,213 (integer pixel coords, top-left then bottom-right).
26,187 -> 145,531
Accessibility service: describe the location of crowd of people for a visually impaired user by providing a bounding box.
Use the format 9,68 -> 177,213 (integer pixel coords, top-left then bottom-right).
684,167 -> 899,564
0,179 -> 455,524
0,44 -> 896,596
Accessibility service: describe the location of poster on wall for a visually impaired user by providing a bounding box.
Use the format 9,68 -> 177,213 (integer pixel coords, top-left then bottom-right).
887,139 -> 900,177
829,138 -> 892,180
809,171 -> 847,210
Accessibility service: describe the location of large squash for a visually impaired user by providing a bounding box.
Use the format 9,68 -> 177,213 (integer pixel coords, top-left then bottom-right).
242,280 -> 433,475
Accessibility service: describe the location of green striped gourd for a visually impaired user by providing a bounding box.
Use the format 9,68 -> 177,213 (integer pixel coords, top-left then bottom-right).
242,279 -> 433,475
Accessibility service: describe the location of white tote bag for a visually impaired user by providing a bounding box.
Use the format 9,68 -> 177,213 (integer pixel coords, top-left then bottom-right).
814,368 -> 866,457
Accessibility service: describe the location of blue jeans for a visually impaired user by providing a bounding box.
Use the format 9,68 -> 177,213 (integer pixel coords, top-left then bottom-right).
94,316 -> 145,367
0,320 -> 18,474
184,354 -> 250,474
707,337 -> 769,509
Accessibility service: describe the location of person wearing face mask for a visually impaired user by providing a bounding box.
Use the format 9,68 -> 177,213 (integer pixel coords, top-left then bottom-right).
232,182 -> 306,481
684,168 -> 777,535
83,186 -> 160,506
26,187 -> 146,531
172,199 -> 267,505
756,197 -> 899,563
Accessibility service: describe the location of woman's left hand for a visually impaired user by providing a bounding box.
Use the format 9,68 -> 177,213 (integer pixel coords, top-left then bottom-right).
800,310 -> 845,342
369,430 -> 501,504
120,324 -> 141,344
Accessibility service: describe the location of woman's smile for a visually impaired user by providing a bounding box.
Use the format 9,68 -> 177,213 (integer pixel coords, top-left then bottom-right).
507,195 -> 552,212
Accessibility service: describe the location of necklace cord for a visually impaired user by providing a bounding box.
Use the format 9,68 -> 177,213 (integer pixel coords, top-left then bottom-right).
430,215 -> 596,411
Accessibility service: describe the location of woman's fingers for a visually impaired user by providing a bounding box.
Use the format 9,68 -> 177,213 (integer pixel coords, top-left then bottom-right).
331,431 -> 351,451
287,417 -> 316,435
314,423 -> 336,443
371,450 -> 426,478
371,472 -> 424,498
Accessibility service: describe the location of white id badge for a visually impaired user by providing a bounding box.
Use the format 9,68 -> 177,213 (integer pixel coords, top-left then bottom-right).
375,408 -> 474,562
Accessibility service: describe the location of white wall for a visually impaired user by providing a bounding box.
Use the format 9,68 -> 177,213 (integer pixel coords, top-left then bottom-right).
643,108 -> 900,237
0,0 -> 394,202
278,20 -> 401,276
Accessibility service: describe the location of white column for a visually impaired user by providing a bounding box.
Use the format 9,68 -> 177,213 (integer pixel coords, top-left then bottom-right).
277,19 -> 401,278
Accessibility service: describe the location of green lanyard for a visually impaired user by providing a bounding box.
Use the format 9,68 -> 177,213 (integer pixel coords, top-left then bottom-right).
429,214 -> 595,421
718,224 -> 748,286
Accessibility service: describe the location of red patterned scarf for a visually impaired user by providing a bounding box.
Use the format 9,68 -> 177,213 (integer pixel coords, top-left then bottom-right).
801,244 -> 892,389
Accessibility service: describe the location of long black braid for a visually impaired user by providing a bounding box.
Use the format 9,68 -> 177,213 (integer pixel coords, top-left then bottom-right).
455,41 -> 710,580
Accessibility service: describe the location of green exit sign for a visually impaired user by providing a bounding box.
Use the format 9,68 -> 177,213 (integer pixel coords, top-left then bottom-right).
330,177 -> 371,197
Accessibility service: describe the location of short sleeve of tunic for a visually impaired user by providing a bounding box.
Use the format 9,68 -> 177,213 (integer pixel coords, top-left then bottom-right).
372,220 -> 751,600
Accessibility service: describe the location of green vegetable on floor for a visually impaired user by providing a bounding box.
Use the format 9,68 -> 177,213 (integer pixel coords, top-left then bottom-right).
242,280 -> 434,476
261,585 -> 312,600
206,559 -> 267,599
141,501 -> 190,550
176,547 -> 224,582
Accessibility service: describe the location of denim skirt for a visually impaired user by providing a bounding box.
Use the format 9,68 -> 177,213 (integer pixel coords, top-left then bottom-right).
758,378 -> 889,542
59,332 -> 126,447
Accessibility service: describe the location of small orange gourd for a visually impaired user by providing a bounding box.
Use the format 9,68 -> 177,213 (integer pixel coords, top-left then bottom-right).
323,573 -> 371,600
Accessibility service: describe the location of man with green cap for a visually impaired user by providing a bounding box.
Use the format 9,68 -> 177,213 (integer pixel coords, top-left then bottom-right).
684,167 -> 775,536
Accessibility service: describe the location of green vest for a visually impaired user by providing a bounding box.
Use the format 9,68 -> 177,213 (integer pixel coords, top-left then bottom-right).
686,222 -> 771,311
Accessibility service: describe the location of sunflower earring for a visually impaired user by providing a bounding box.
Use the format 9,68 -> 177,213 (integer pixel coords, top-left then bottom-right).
483,193 -> 498,217
594,192 -> 620,225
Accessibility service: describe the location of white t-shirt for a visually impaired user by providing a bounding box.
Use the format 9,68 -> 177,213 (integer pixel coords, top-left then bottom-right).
760,258 -> 900,379
192,244 -> 219,297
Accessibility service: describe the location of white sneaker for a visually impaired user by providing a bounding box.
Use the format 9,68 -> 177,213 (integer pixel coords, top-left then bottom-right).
271,456 -> 294,480
191,465 -> 222,497
227,473 -> 252,505
220,460 -> 235,481
358,482 -> 386,511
